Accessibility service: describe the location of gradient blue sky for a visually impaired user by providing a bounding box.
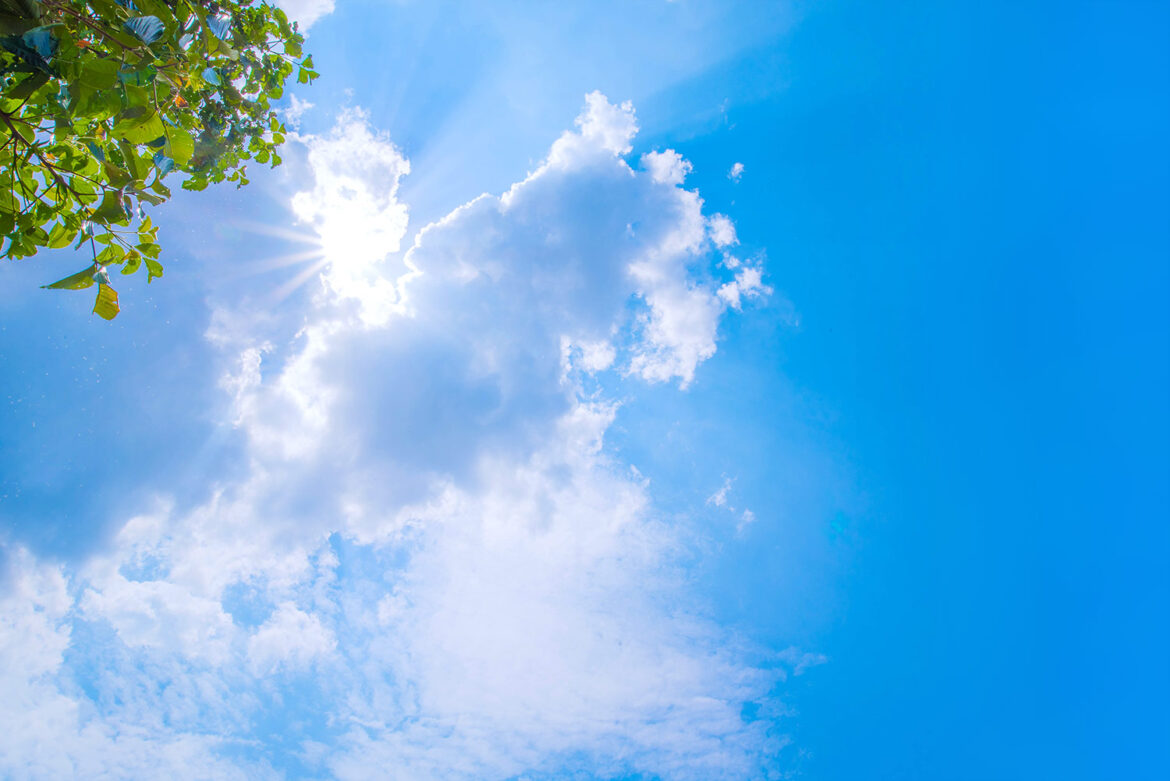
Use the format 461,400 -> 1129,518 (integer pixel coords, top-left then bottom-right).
1,1 -> 1167,779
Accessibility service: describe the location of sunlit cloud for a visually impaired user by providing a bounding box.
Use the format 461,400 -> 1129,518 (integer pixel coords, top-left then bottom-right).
289,109 -> 413,324
0,93 -> 794,779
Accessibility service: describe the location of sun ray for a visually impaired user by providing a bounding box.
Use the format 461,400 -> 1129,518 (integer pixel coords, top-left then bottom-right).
221,248 -> 327,281
232,219 -> 324,246
267,256 -> 331,305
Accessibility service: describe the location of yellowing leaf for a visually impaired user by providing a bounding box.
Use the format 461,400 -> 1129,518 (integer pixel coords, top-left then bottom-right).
92,283 -> 119,320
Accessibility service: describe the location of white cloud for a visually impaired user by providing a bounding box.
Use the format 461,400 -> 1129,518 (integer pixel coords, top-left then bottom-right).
709,213 -> 738,247
324,406 -> 782,778
280,94 -> 315,129
706,477 -> 759,536
569,337 -> 617,372
728,161 -> 745,182
80,575 -> 236,664
0,548 -> 70,686
0,93 -> 798,779
276,0 -> 335,30
227,91 -> 758,486
642,149 -> 693,185
247,602 -> 336,674
718,264 -> 773,310
779,647 -> 829,677
545,90 -> 639,169
290,109 -> 412,325
708,476 -> 733,507
0,548 -> 271,779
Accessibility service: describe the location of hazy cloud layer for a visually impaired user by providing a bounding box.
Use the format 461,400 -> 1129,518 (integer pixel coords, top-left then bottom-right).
0,94 -> 787,779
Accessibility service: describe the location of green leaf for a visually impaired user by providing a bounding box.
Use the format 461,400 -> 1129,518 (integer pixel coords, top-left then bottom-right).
136,190 -> 165,205
47,222 -> 76,248
12,120 -> 34,144
78,58 -> 120,90
43,265 -> 97,290
123,16 -> 164,45
207,14 -> 231,40
152,151 -> 174,177
0,189 -> 18,215
121,250 -> 141,275
117,64 -> 157,87
95,244 -> 124,265
3,0 -> 316,306
103,159 -> 132,188
92,191 -> 130,224
21,26 -> 58,60
111,110 -> 165,145
0,27 -> 57,75
71,176 -> 98,204
8,71 -> 49,100
144,257 -> 163,282
76,88 -> 122,121
119,139 -> 146,181
122,84 -> 152,110
164,125 -> 193,165
25,226 -> 49,246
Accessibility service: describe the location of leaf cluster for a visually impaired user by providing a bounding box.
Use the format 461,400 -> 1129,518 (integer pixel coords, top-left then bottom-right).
0,0 -> 316,317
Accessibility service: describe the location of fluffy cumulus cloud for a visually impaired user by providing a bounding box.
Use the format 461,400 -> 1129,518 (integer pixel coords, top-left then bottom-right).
642,148 -> 693,185
0,93 -> 791,779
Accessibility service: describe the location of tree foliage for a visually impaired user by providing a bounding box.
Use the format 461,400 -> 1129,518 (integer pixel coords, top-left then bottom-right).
0,0 -> 316,318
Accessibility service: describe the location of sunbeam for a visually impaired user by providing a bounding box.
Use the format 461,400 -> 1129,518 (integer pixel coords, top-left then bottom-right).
221,247 -> 327,281
232,219 -> 324,246
266,256 -> 331,305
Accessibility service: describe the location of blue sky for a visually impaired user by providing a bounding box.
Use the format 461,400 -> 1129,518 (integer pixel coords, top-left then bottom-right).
1,1 -> 1167,779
